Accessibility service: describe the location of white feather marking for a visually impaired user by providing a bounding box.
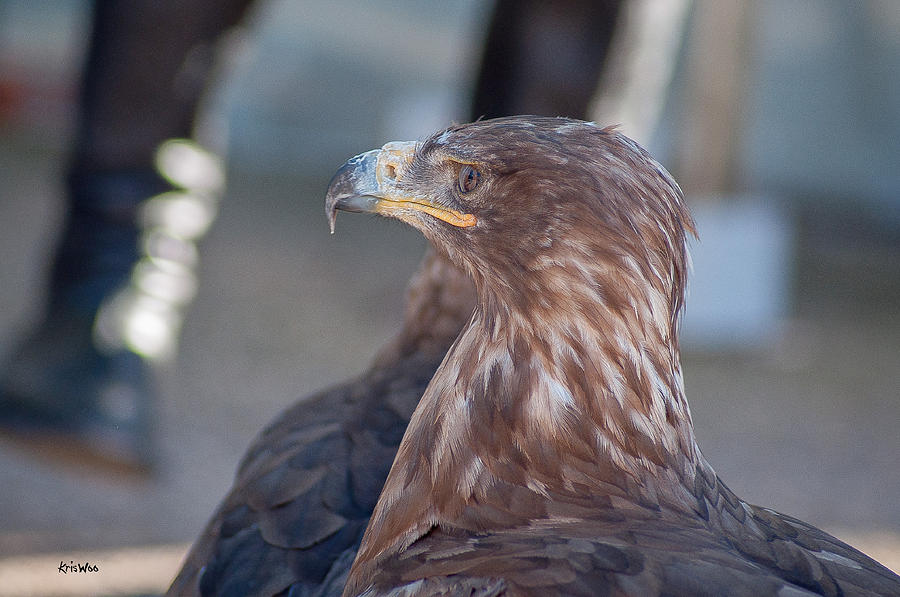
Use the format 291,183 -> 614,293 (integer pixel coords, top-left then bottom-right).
595,431 -> 630,471
526,477 -> 550,497
544,374 -> 577,411
628,410 -> 657,440
457,456 -> 485,496
815,551 -> 863,570
434,129 -> 453,145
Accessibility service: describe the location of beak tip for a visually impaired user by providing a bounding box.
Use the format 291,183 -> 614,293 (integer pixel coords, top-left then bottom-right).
325,200 -> 336,234
323,148 -> 381,231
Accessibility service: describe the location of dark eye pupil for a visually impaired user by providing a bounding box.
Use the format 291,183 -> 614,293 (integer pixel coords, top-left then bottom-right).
458,166 -> 480,193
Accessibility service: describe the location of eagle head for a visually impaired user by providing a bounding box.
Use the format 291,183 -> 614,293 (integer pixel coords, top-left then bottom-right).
326,116 -> 694,335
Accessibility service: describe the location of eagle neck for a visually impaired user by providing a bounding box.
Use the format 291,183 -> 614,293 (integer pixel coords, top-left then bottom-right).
465,287 -> 703,491
349,284 -> 706,589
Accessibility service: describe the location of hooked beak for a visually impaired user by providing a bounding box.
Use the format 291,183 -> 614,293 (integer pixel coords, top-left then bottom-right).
325,141 -> 476,233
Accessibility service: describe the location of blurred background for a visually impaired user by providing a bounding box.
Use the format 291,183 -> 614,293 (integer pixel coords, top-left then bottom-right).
0,0 -> 898,595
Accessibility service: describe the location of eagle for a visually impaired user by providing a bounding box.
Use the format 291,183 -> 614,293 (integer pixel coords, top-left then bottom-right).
166,249 -> 475,596
325,116 -> 900,596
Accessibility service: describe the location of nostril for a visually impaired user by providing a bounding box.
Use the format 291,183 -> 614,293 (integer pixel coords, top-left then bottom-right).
384,163 -> 398,180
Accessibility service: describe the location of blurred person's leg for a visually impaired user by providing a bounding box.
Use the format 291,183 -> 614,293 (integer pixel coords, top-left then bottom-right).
0,0 -> 253,472
470,0 -> 622,120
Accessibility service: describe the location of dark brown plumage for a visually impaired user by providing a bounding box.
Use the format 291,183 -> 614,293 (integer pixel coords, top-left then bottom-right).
326,116 -> 900,597
166,249 -> 475,596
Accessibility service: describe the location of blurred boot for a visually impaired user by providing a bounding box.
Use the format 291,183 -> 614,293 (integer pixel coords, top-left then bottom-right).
0,0 -> 250,473
0,140 -> 223,473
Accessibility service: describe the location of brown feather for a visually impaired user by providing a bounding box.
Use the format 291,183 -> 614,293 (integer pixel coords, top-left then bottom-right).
334,116 -> 900,597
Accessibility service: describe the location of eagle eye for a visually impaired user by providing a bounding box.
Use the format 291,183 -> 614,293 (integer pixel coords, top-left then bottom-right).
458,165 -> 480,194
